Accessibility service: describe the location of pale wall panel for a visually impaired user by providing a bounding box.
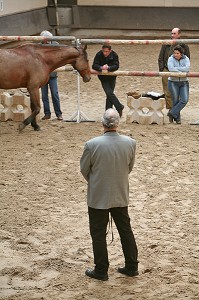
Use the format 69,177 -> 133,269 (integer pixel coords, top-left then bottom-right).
77,0 -> 199,7
0,0 -> 47,16
72,6 -> 199,31
0,8 -> 50,36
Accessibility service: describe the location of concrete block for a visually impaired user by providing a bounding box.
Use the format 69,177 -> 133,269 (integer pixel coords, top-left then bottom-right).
0,92 -> 13,121
0,92 -> 31,122
126,96 -> 165,125
11,93 -> 31,122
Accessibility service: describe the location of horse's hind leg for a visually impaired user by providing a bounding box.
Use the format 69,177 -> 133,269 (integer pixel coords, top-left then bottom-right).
18,122 -> 26,132
31,117 -> 40,131
30,95 -> 41,131
19,89 -> 41,132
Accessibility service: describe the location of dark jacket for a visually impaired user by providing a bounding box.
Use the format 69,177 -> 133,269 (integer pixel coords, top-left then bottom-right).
92,50 -> 119,80
158,43 -> 190,72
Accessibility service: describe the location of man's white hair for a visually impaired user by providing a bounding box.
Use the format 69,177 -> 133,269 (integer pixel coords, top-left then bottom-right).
102,108 -> 120,128
40,30 -> 53,37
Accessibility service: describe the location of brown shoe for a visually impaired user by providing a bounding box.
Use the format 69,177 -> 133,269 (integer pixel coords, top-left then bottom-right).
126,91 -> 141,99
42,115 -> 51,120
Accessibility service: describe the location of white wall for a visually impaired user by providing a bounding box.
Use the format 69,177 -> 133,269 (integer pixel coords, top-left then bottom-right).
0,0 -> 47,16
77,0 -> 199,7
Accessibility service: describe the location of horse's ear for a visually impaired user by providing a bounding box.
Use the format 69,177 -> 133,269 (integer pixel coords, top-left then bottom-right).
83,44 -> 87,51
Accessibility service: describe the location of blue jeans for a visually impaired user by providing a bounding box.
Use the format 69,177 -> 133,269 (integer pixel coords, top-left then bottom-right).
41,77 -> 62,117
168,80 -> 189,121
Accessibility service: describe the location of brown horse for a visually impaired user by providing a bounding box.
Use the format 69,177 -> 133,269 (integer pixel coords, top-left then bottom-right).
0,43 -> 91,131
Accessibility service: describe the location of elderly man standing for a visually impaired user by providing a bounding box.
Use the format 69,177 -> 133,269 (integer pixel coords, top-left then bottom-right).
158,27 -> 190,114
80,108 -> 139,281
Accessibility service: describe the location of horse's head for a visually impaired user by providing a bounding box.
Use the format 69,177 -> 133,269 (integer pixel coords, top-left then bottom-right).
73,44 -> 91,83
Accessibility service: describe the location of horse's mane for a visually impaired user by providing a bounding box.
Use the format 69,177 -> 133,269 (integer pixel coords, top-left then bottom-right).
9,43 -> 87,58
13,43 -> 72,49
13,43 -> 84,50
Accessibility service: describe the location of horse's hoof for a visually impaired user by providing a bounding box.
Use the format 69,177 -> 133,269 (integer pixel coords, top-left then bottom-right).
18,123 -> 26,132
34,126 -> 41,131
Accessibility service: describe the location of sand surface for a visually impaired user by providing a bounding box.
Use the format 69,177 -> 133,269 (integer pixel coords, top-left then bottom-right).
0,44 -> 199,299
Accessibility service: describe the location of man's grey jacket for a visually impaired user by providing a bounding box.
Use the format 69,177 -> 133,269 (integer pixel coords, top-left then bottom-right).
80,131 -> 136,209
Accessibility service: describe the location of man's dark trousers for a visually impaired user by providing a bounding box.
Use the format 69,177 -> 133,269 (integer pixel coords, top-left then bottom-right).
88,206 -> 138,275
100,76 -> 123,112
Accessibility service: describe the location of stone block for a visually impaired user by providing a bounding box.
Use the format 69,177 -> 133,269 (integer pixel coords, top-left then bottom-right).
0,92 -> 13,121
0,92 -> 31,122
126,96 -> 165,125
11,93 -> 31,122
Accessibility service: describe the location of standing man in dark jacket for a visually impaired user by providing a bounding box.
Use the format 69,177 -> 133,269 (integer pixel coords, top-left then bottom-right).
158,28 -> 190,112
92,44 -> 124,117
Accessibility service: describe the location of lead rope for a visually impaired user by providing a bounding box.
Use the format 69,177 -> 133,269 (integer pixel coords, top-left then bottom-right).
106,215 -> 114,244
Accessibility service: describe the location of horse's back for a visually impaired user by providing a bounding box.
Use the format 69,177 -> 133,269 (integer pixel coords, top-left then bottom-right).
0,44 -> 48,89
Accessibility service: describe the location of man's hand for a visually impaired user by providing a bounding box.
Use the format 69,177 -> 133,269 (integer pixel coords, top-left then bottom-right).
101,64 -> 109,70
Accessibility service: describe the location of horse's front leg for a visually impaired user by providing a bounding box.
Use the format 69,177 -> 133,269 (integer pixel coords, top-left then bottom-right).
19,89 -> 41,132
30,98 -> 41,131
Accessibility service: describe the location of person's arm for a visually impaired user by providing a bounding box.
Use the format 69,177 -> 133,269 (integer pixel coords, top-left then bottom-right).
80,143 -> 91,182
92,52 -> 103,71
183,45 -> 190,59
158,46 -> 165,72
108,52 -> 119,72
128,141 -> 136,173
168,56 -> 190,72
179,56 -> 190,72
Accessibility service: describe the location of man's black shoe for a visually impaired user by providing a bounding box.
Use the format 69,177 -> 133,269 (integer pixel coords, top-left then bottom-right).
118,105 -> 124,117
85,268 -> 108,281
118,267 -> 139,277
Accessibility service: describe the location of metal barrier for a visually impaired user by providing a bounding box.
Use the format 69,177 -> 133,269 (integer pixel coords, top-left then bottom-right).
0,35 -> 76,42
57,68 -> 199,78
81,38 -> 199,45
1,36 -> 199,45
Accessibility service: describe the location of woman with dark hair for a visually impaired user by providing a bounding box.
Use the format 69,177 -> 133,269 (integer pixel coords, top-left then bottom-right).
167,45 -> 190,124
